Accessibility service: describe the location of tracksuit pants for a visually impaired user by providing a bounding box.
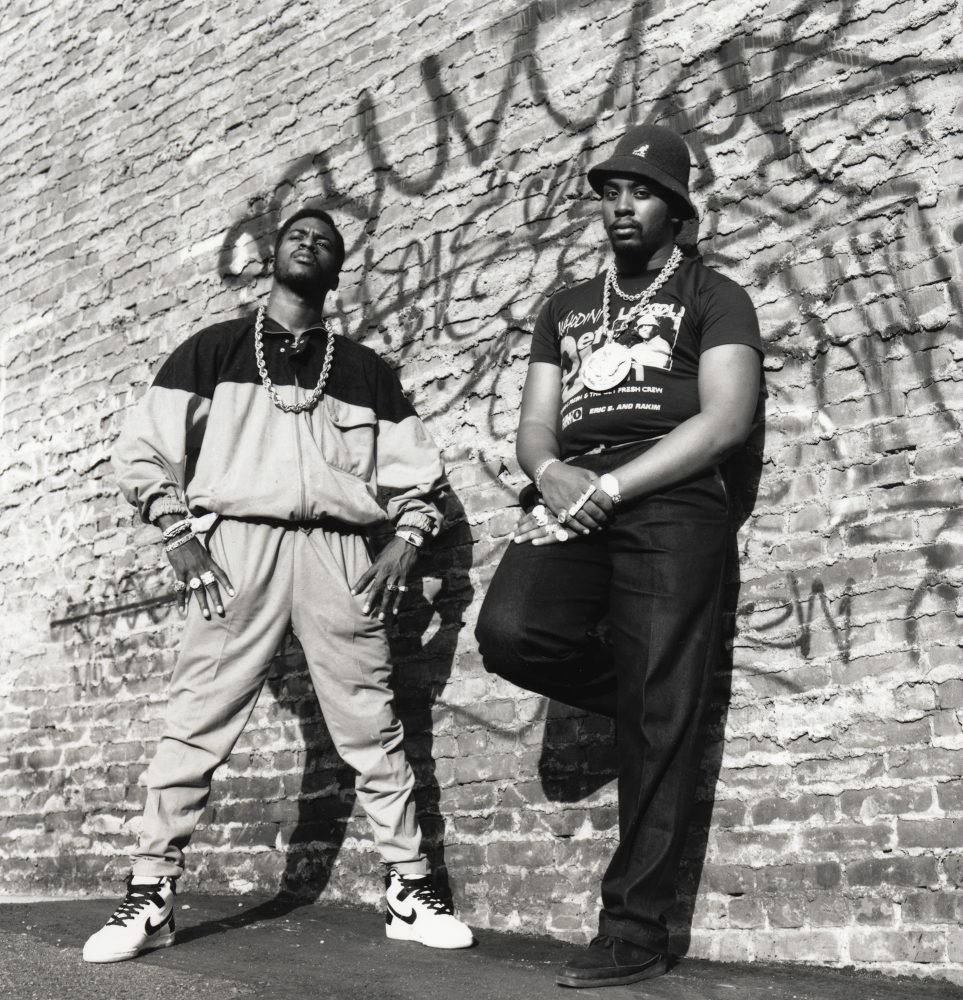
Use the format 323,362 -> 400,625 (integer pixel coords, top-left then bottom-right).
475,443 -> 729,952
131,517 -> 428,879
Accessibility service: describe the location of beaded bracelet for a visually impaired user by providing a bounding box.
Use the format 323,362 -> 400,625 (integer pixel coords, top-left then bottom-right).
164,532 -> 197,553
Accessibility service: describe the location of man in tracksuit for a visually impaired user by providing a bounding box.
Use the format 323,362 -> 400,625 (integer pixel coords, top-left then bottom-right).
83,206 -> 473,963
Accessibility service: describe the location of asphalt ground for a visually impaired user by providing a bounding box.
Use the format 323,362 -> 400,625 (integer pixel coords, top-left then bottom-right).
1,895 -> 960,1000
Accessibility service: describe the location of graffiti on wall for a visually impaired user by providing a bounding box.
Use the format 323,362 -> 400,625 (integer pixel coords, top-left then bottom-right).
212,0 -> 959,658
50,0 -> 960,662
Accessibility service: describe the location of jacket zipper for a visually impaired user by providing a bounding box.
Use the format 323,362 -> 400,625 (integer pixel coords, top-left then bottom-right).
287,343 -> 306,520
294,388 -> 306,520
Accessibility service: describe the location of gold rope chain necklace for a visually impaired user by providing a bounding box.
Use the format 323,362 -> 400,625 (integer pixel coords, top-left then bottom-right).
603,244 -> 683,324
253,304 -> 335,413
580,246 -> 683,393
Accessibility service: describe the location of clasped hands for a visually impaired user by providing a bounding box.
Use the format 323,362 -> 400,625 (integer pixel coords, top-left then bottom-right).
513,462 -> 615,546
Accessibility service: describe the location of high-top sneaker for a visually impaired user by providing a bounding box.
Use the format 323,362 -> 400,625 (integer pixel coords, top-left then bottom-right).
384,867 -> 473,949
82,876 -> 176,963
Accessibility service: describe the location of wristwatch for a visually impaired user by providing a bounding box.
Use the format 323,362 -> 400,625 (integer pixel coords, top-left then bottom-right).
396,528 -> 425,549
598,473 -> 622,505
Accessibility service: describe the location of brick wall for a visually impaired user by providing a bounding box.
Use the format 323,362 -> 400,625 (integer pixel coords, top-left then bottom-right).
2,0 -> 961,983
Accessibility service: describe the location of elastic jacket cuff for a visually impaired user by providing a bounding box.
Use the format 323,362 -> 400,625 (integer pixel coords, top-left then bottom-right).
145,494 -> 190,524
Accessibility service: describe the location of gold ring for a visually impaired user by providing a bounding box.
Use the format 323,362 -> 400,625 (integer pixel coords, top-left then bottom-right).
188,577 -> 202,590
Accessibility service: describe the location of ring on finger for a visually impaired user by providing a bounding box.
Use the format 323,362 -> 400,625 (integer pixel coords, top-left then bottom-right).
386,583 -> 399,591
567,485 -> 596,518
188,577 -> 203,590
200,571 -> 216,585
396,584 -> 408,592
532,504 -> 549,527
173,580 -> 187,592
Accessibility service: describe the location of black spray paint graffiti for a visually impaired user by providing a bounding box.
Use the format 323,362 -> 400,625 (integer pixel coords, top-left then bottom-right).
53,1 -> 958,658
749,574 -> 856,663
50,569 -> 179,696
218,0 -> 958,425
212,0 -> 958,662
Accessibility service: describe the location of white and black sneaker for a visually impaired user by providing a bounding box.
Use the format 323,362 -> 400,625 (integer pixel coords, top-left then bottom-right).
384,867 -> 474,949
82,876 -> 176,963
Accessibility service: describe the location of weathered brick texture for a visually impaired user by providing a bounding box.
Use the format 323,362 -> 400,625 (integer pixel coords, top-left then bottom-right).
1,0 -> 960,984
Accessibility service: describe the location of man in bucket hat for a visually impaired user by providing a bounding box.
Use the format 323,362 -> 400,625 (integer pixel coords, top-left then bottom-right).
476,123 -> 763,987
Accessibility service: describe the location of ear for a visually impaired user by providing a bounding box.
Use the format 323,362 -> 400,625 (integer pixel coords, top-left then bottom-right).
330,274 -> 340,291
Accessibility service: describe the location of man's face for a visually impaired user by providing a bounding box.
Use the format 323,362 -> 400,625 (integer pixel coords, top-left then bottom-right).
601,177 -> 675,256
274,216 -> 341,297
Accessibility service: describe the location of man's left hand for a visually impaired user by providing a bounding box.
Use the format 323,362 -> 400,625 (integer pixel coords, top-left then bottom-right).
351,536 -> 420,620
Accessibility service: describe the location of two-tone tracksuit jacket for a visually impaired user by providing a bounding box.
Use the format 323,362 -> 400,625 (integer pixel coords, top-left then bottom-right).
113,313 -> 446,532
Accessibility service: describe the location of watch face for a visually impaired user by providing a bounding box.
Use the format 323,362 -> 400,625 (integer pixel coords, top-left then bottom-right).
600,474 -> 620,500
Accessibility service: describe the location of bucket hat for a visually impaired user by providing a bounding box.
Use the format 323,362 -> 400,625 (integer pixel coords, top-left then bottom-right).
587,124 -> 696,219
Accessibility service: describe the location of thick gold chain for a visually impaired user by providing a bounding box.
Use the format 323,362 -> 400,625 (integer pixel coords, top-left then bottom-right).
253,304 -> 335,414
601,245 -> 682,342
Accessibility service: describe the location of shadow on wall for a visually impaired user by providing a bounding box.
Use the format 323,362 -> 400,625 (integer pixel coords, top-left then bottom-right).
672,409 -> 767,954
175,492 -> 473,945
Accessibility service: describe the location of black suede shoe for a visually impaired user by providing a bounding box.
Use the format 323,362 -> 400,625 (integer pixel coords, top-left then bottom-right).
556,935 -> 669,988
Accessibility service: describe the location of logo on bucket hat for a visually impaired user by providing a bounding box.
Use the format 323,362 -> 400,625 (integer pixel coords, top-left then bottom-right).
588,124 -> 696,219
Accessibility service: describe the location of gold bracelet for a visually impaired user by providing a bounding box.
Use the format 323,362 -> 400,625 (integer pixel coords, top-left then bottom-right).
533,458 -> 560,493
164,532 -> 197,553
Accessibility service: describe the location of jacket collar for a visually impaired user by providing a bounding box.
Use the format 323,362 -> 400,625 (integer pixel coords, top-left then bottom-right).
260,314 -> 328,339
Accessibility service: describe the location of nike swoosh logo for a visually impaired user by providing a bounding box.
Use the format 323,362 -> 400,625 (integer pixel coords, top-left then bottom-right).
145,909 -> 172,935
386,900 -> 417,925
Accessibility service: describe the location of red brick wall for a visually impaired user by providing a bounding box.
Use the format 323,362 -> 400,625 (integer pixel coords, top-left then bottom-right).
2,0 -> 961,983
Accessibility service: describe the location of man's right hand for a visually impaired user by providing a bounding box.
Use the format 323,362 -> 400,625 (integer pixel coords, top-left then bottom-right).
166,536 -> 235,620
539,463 -> 614,533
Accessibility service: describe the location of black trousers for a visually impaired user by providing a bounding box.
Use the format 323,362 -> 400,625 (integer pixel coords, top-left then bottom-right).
475,444 -> 729,952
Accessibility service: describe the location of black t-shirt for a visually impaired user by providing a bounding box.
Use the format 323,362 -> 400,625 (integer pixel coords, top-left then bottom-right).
529,255 -> 763,458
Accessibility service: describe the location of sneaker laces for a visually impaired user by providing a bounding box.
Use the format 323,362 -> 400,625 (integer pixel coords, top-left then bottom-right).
401,877 -> 453,915
105,883 -> 166,928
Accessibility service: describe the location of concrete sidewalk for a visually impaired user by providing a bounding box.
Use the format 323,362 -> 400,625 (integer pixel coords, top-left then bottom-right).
1,895 -> 959,1000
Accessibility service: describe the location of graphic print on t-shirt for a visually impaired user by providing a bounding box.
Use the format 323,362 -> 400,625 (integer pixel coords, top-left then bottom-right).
559,299 -> 686,404
528,257 -> 763,458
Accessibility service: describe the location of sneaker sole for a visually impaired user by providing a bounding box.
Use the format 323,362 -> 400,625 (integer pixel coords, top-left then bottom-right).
83,933 -> 175,964
556,957 -> 669,988
385,921 -> 473,949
